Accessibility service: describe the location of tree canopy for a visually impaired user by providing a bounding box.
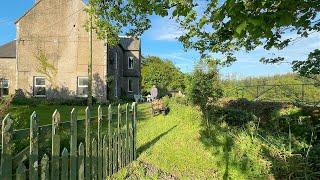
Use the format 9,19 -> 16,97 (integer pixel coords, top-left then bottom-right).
141,56 -> 186,94
87,0 -> 320,79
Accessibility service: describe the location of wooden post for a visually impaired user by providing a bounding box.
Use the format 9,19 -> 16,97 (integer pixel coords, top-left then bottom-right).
61,148 -> 69,180
117,104 -> 121,169
125,103 -> 129,166
1,114 -> 14,180
113,132 -> 117,173
16,162 -> 26,180
102,135 -> 108,179
107,105 -> 112,176
78,143 -> 85,180
40,154 -> 49,180
132,103 -> 137,160
29,111 -> 39,180
97,106 -> 102,180
92,138 -> 98,180
52,110 -> 61,180
85,107 -> 91,179
70,108 -> 77,180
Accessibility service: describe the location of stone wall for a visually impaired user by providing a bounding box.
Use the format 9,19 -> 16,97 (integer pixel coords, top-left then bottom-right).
16,0 -> 107,101
0,58 -> 17,95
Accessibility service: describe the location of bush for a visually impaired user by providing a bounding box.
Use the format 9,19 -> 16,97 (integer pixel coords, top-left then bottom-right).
12,96 -> 90,106
211,108 -> 257,126
186,59 -> 223,112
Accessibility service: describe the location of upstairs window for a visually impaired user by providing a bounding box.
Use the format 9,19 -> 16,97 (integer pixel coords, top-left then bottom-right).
128,57 -> 134,69
128,79 -> 133,92
34,77 -> 46,97
77,77 -> 88,97
115,52 -> 118,69
0,79 -> 9,97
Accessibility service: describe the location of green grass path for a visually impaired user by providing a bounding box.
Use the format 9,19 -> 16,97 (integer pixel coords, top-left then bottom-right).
115,102 -> 219,179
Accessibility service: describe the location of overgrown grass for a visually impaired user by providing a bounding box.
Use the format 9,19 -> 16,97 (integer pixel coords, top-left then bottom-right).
113,101 -> 272,179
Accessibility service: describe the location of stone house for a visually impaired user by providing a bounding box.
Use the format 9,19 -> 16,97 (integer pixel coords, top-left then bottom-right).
0,0 -> 141,101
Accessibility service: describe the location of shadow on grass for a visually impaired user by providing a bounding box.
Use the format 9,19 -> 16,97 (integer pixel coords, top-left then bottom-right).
137,125 -> 177,156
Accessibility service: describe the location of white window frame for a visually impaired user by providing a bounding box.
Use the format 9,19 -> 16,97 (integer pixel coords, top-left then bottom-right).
34,76 -> 46,97
128,56 -> 134,69
77,76 -> 89,97
0,79 -> 9,97
128,79 -> 133,92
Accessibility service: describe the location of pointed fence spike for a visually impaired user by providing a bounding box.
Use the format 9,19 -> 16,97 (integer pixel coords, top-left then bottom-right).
70,108 -> 77,180
41,154 -> 50,180
97,106 -> 103,180
16,162 -> 26,180
85,107 -> 91,179
30,111 -> 39,180
61,148 -> 69,180
78,143 -> 85,180
52,110 -> 60,180
1,114 -> 13,179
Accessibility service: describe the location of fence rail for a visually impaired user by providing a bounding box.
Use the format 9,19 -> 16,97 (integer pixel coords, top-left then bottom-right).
0,103 -> 137,179
235,83 -> 320,106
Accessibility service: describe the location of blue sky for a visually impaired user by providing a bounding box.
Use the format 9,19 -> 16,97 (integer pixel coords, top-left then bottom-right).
1,0 -> 319,79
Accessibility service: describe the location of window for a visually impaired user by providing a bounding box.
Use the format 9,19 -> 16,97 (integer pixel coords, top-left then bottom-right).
128,57 -> 134,69
0,79 -> 9,97
77,77 -> 88,97
115,52 -> 118,69
128,79 -> 133,92
34,77 -> 46,97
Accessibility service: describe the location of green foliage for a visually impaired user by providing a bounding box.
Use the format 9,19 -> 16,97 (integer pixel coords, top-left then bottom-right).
141,56 -> 186,95
35,49 -> 57,86
89,0 -> 319,78
186,58 -> 223,111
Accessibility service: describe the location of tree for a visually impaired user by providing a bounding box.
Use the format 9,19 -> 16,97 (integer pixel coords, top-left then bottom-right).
186,58 -> 223,112
87,0 -> 320,79
141,56 -> 186,95
35,49 -> 57,87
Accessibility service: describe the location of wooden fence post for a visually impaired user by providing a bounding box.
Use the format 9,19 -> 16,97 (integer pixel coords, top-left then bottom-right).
85,107 -> 91,179
97,106 -> 102,180
29,111 -> 39,180
51,110 -> 61,180
113,132 -> 117,173
132,102 -> 137,160
117,104 -> 121,169
70,108 -> 77,180
102,135 -> 107,179
78,143 -> 85,180
40,154 -> 49,180
61,148 -> 69,180
125,103 -> 129,166
92,138 -> 98,180
15,162 -> 26,180
108,105 -> 112,176
1,114 -> 14,180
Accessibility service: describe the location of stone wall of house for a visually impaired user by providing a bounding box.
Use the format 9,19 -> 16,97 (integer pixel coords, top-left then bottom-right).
108,45 -> 141,99
0,58 -> 17,95
16,0 -> 107,101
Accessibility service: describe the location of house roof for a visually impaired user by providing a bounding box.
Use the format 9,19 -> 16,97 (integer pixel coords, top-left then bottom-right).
0,40 -> 16,58
119,37 -> 140,51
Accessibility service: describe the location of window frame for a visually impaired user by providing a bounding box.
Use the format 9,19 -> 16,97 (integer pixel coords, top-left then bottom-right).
33,76 -> 46,97
77,76 -> 89,97
128,79 -> 133,92
115,51 -> 118,70
0,79 -> 9,97
128,56 -> 134,69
